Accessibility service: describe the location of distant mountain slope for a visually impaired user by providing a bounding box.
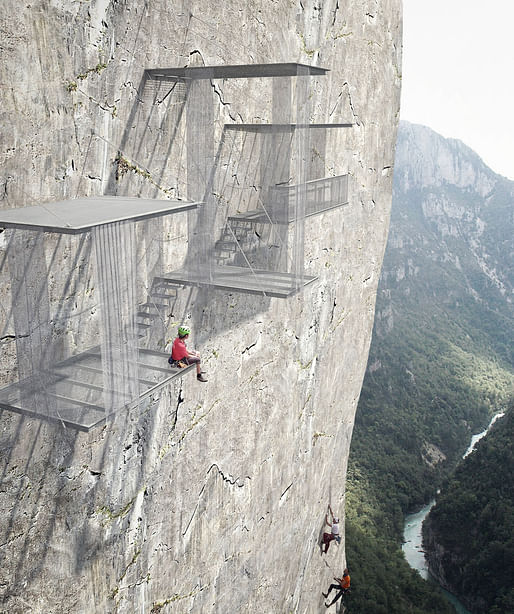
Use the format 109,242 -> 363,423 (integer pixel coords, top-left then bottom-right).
345,122 -> 514,614
388,122 -> 513,365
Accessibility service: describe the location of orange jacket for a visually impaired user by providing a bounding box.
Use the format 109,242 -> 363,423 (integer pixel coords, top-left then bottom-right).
339,574 -> 350,590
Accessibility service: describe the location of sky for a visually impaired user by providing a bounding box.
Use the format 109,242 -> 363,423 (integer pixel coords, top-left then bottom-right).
400,0 -> 514,180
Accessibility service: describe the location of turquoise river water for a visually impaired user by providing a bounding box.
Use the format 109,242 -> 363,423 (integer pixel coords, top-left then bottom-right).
402,413 -> 505,614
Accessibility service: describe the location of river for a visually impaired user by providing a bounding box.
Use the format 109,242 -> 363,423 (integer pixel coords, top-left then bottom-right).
402,413 -> 505,614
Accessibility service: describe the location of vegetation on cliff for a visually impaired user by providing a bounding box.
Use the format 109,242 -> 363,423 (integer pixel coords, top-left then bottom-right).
423,405 -> 514,614
344,122 -> 514,614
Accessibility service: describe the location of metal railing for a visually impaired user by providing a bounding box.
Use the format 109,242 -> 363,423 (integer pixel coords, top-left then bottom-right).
267,173 -> 349,223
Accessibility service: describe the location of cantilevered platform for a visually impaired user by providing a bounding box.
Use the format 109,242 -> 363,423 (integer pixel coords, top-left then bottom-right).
146,62 -> 328,81
0,348 -> 194,431
228,200 -> 348,225
228,174 -> 350,224
224,123 -> 353,132
0,196 -> 199,234
158,266 -> 317,298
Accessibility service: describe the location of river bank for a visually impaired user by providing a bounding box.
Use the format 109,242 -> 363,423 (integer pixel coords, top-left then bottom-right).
402,413 -> 505,613
402,502 -> 471,614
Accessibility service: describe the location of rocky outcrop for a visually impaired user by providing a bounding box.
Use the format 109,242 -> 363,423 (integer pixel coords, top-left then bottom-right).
394,122 -> 497,196
422,523 -> 483,613
0,2 -> 402,613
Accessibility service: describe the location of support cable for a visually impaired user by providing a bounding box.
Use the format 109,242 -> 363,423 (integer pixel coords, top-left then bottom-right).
225,224 -> 268,297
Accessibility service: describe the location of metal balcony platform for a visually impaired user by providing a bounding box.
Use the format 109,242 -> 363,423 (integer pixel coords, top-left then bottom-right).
228,174 -> 350,224
0,348 -> 194,431
0,196 -> 199,234
228,200 -> 349,225
158,265 -> 317,298
146,62 -> 328,81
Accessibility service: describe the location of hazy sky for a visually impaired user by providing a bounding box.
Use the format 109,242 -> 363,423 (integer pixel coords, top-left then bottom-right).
401,0 -> 514,179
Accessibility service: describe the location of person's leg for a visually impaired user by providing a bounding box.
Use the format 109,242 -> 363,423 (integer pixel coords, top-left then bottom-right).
323,583 -> 339,598
186,356 -> 207,381
327,588 -> 344,606
322,533 -> 330,553
185,355 -> 201,374
324,533 -> 335,553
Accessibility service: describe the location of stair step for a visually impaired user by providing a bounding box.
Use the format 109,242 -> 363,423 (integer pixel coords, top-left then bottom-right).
216,242 -> 237,251
227,223 -> 251,231
140,302 -> 167,310
154,278 -> 180,287
137,311 -> 159,319
151,293 -> 174,299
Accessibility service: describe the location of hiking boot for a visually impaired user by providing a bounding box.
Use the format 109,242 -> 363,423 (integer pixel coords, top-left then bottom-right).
197,374 -> 208,383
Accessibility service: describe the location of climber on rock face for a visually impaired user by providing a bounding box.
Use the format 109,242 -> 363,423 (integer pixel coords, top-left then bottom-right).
169,325 -> 207,382
322,504 -> 341,553
322,568 -> 350,608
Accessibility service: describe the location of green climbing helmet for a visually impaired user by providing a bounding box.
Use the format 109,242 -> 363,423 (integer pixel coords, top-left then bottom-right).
178,325 -> 191,337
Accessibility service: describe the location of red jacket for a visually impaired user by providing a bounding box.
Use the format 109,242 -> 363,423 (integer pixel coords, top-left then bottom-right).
171,337 -> 188,360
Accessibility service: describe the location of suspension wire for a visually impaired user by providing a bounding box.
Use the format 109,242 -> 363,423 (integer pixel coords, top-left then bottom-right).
220,126 -> 256,217
225,224 -> 268,297
75,132 -> 95,199
258,131 -> 296,270
219,128 -> 296,272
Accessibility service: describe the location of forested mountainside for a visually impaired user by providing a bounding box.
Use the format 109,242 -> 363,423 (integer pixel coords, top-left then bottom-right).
423,405 -> 514,614
345,121 -> 514,614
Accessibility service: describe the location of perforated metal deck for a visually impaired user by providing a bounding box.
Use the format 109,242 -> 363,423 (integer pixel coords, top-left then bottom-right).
158,266 -> 317,298
0,349 -> 194,431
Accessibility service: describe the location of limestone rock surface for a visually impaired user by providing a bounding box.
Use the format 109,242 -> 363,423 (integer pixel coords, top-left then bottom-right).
0,1 -> 402,612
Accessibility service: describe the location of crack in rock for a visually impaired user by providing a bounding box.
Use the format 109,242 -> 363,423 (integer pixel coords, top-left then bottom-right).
1,334 -> 28,343
280,481 -> 294,500
182,463 -> 250,536
207,463 -> 251,487
172,389 -> 184,430
331,0 -> 339,26
330,298 -> 337,324
242,341 -> 257,354
211,83 -> 236,121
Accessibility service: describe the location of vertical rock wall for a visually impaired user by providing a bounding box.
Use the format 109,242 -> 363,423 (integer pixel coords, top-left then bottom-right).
0,1 -> 402,612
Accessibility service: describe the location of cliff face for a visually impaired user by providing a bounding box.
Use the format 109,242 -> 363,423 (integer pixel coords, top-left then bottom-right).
0,2 -> 402,613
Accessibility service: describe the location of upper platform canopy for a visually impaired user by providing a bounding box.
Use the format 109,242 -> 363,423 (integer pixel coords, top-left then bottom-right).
146,62 -> 328,80
0,196 -> 199,234
224,123 -> 353,132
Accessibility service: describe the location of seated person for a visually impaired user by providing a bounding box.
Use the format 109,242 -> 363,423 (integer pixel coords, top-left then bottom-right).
169,325 -> 207,382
